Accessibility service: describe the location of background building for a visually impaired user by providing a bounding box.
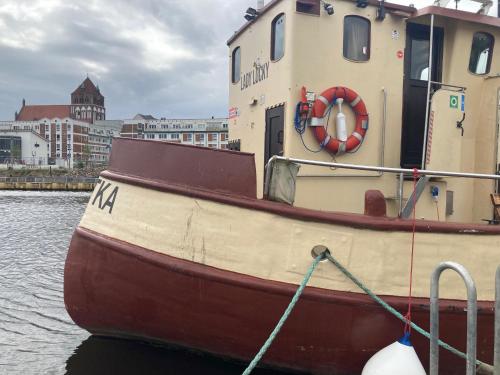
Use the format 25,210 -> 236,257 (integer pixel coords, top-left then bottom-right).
121,117 -> 229,149
4,78 -> 230,167
70,78 -> 106,123
0,119 -> 89,167
0,129 -> 49,165
90,120 -> 123,163
15,77 -> 105,125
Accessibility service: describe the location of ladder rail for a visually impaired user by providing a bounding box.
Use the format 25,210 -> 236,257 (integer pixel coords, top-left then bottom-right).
430,262 -> 478,375
495,265 -> 500,375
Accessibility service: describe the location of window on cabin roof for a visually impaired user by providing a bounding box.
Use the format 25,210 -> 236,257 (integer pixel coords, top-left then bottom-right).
469,32 -> 494,75
232,47 -> 241,84
343,16 -> 370,62
296,0 -> 320,15
271,13 -> 285,61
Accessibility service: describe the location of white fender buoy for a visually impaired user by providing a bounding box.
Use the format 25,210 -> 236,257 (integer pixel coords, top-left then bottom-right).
361,333 -> 426,375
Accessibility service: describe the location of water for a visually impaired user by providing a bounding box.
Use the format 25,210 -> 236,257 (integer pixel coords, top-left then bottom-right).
0,191 -> 284,375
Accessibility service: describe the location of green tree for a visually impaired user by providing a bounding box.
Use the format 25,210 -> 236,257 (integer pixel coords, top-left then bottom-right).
10,141 -> 21,160
82,144 -> 91,167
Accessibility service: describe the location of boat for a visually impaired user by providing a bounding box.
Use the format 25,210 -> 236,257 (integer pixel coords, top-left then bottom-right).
64,1 -> 500,374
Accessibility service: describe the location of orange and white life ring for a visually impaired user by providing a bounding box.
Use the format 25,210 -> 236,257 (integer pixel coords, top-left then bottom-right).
311,86 -> 369,155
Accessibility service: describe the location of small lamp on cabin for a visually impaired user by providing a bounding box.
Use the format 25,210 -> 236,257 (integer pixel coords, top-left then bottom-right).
244,7 -> 259,21
322,1 -> 334,15
356,0 -> 369,7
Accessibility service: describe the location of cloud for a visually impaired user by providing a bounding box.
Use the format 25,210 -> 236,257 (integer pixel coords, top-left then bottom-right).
0,0 -> 250,120
1,0 -> 490,120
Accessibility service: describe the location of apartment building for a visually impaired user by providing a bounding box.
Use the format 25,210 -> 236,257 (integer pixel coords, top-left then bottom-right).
121,117 -> 229,149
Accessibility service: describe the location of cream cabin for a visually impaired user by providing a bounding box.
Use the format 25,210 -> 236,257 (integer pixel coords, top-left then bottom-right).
227,0 -> 500,223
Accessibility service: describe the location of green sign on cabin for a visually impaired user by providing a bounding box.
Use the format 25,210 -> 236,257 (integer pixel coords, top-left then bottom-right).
450,95 -> 459,109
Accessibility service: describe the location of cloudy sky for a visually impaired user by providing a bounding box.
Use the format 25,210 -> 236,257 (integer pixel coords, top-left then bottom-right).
0,0 -> 492,120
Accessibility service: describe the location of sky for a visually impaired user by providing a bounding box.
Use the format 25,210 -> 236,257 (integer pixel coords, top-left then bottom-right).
0,0 -> 494,120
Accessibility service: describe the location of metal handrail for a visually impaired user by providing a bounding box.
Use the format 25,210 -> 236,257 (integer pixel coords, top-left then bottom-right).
495,265 -> 500,375
430,80 -> 467,91
430,262 -> 477,375
266,155 -> 500,181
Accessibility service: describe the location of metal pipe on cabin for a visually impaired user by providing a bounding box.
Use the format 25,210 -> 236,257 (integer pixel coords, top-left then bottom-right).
495,265 -> 500,375
430,262 -> 477,375
422,14 -> 435,170
429,81 -> 466,91
398,172 -> 404,217
275,156 -> 500,180
381,87 -> 387,171
297,88 -> 388,178
494,88 -> 500,194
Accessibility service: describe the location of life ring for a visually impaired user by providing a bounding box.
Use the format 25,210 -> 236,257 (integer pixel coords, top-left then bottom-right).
311,86 -> 368,155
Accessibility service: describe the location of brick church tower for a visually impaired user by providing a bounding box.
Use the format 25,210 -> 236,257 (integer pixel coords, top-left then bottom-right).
70,77 -> 105,124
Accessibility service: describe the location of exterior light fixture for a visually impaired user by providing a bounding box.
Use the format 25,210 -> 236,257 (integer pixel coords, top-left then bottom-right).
376,0 -> 386,20
244,7 -> 259,21
356,0 -> 369,8
323,2 -> 334,15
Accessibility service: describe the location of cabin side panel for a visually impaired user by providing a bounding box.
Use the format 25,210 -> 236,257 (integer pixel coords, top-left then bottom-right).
228,0 -> 295,198
288,1 -> 407,215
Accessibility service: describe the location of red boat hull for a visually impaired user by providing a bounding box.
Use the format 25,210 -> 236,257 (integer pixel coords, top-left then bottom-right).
64,226 -> 494,375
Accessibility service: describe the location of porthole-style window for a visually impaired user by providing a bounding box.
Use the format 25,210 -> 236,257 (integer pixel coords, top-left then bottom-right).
343,16 -> 371,62
468,32 -> 494,75
232,47 -> 241,84
271,13 -> 285,61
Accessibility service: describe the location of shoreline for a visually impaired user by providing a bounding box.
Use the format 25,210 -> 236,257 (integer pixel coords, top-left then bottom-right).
0,176 -> 98,191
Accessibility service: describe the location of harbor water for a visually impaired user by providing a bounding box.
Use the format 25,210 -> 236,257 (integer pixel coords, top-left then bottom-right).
0,191 -> 284,375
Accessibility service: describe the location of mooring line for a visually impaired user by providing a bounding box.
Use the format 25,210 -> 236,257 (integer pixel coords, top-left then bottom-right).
323,250 -> 493,374
242,249 -> 494,374
241,251 -> 326,375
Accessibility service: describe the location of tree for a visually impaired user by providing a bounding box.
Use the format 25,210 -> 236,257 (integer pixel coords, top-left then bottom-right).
10,141 -> 21,161
82,144 -> 91,167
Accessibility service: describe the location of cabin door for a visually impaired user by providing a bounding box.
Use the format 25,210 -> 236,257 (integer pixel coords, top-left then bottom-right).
264,105 -> 285,166
401,23 -> 444,168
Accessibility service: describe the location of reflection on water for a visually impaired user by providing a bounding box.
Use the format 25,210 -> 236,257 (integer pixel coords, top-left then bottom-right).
0,191 -> 287,375
66,336 -> 283,375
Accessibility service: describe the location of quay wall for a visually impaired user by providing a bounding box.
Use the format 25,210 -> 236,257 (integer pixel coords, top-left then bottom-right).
0,177 -> 97,191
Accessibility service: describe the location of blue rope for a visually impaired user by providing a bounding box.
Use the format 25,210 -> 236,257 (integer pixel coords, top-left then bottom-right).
241,252 -> 326,375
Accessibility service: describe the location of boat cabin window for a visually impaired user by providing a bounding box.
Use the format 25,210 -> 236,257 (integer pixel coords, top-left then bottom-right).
232,47 -> 241,83
343,16 -> 370,62
271,13 -> 285,61
468,32 -> 494,75
410,39 -> 430,80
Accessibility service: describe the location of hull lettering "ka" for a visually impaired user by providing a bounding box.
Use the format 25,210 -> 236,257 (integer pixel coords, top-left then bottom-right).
92,180 -> 119,214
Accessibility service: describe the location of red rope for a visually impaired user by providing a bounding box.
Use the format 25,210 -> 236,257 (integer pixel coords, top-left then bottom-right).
404,168 -> 419,334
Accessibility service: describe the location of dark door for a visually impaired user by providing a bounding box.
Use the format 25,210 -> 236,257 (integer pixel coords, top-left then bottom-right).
401,23 -> 444,168
264,105 -> 284,166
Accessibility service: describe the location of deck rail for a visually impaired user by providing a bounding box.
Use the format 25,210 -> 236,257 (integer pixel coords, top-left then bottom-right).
264,155 -> 500,218
266,155 -> 500,181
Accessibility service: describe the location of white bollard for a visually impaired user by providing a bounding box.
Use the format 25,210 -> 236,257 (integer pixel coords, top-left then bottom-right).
361,333 -> 426,375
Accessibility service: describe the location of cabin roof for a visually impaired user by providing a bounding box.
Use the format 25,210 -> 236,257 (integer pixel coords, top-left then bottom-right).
412,6 -> 500,28
227,0 -> 500,46
227,0 -> 416,46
